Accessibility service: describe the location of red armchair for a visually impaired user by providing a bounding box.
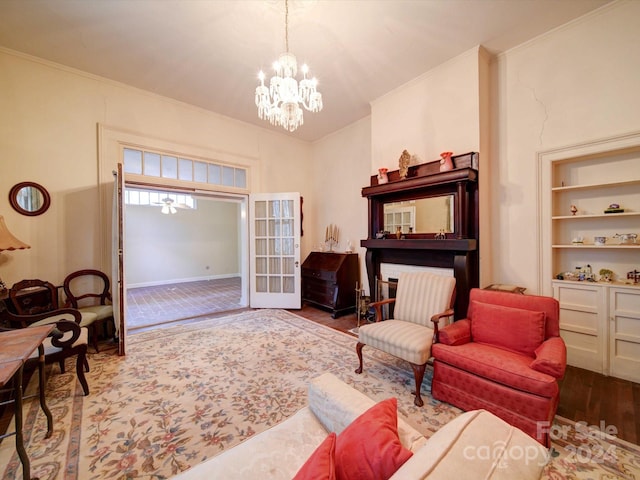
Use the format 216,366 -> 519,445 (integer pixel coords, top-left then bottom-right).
431,288 -> 566,447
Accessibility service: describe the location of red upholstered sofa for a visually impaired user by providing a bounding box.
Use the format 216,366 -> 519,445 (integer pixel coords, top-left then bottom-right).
431,288 -> 566,447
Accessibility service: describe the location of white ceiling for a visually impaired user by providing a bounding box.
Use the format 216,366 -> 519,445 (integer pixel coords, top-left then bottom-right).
0,0 -> 611,142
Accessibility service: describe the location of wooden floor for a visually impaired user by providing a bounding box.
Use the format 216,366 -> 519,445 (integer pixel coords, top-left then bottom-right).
291,304 -> 640,445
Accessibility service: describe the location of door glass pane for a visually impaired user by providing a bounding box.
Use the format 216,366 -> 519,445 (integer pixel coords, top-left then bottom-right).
162,155 -> 178,179
255,201 -> 267,219
235,168 -> 247,188
269,258 -> 281,274
144,152 -> 161,176
178,158 -> 193,181
282,257 -> 294,275
208,164 -> 221,184
282,199 -> 293,218
269,200 -> 280,218
194,161 -> 208,182
269,238 -> 281,255
282,239 -> 294,255
283,276 -> 295,293
254,219 -> 267,237
123,148 -> 142,174
255,239 -> 267,255
222,166 -> 234,186
256,257 -> 267,275
268,219 -> 280,237
269,277 -> 281,293
256,276 -> 268,293
282,219 -> 293,236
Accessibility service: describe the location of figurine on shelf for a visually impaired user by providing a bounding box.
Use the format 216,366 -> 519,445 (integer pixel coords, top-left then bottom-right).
398,150 -> 411,179
439,151 -> 454,172
378,167 -> 389,184
599,269 -> 614,282
570,204 -> 578,216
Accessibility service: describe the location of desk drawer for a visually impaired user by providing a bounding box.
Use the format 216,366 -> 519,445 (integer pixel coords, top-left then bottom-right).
302,268 -> 337,282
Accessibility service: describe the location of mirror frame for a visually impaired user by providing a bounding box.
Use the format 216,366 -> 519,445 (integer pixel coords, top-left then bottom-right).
9,181 -> 51,216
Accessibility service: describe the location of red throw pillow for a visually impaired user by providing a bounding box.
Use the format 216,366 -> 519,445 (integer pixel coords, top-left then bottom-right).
293,432 -> 337,480
471,300 -> 546,357
334,398 -> 413,480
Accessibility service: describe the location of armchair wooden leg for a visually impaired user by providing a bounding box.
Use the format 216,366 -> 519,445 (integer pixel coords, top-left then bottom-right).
355,342 -> 365,374
411,363 -> 426,407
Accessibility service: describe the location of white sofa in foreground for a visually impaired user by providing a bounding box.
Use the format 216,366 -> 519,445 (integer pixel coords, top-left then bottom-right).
173,372 -> 548,479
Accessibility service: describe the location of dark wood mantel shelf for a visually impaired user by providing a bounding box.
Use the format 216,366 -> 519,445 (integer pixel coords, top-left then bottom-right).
361,238 -> 477,251
361,153 -> 480,319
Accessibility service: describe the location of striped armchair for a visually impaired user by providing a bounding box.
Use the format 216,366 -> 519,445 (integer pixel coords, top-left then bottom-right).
355,272 -> 456,406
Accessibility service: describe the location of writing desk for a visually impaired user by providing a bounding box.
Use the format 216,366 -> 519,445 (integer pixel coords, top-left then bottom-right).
0,325 -> 54,480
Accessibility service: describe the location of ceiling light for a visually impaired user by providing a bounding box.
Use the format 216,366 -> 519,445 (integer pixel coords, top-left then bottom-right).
255,0 -> 323,132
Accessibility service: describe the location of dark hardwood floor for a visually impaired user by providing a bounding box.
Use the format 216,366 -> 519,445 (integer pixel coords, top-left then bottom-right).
291,304 -> 640,445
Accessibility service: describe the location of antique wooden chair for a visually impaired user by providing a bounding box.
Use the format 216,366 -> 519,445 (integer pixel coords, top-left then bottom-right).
355,271 -> 456,406
63,269 -> 114,352
2,308 -> 90,395
10,278 -> 98,351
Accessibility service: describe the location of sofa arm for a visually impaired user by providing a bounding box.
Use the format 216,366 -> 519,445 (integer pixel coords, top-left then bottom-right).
308,373 -> 426,452
437,319 -> 471,346
530,336 -> 567,379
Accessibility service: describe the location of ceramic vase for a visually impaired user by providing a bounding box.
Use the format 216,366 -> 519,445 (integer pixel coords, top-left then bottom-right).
378,168 -> 389,184
439,152 -> 454,172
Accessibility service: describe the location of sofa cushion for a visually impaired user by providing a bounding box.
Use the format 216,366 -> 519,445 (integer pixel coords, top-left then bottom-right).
293,433 -> 336,480
335,398 -> 412,480
308,372 -> 426,452
431,342 -> 559,397
471,301 -> 545,357
389,410 -> 548,480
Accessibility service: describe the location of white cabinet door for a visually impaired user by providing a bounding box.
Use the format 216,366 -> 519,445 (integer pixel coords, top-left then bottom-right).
553,281 -> 607,374
609,286 -> 640,383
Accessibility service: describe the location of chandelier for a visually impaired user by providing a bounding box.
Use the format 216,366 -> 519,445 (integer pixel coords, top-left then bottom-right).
255,0 -> 323,132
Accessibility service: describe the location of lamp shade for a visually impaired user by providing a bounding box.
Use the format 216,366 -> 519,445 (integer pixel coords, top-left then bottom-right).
0,215 -> 30,251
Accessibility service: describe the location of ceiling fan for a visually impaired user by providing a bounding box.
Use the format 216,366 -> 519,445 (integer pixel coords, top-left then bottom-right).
154,197 -> 192,215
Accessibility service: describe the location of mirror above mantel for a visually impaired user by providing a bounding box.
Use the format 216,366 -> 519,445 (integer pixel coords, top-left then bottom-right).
383,195 -> 454,235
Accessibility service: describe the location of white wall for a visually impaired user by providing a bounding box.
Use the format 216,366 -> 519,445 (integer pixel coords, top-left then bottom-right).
310,118 -> 371,292
370,46 -> 485,171
0,49 -> 314,287
125,199 -> 239,287
492,0 -> 640,293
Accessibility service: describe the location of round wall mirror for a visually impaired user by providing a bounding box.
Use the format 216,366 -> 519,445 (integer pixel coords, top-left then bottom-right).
9,182 -> 51,216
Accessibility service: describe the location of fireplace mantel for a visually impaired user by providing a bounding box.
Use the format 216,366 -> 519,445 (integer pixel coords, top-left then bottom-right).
361,153 -> 479,318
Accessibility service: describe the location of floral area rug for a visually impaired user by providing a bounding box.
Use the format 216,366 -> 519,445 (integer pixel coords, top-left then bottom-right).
1,309 -> 639,479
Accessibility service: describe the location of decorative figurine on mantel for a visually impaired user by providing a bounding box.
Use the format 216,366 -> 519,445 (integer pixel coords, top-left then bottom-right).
325,224 -> 339,252
398,149 -> 411,179
439,151 -> 454,172
378,167 -> 389,184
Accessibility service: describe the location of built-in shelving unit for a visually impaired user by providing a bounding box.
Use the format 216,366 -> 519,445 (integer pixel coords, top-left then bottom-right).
539,134 -> 640,380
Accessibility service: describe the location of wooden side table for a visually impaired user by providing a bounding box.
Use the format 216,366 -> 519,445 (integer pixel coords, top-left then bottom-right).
0,325 -> 54,480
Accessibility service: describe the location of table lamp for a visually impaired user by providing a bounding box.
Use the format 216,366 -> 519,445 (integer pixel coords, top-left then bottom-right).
0,215 -> 30,294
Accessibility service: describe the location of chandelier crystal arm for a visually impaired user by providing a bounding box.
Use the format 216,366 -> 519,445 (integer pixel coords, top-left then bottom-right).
254,0 -> 323,132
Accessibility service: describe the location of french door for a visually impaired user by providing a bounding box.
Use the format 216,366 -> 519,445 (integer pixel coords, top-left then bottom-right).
249,193 -> 301,309
113,163 -> 127,355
